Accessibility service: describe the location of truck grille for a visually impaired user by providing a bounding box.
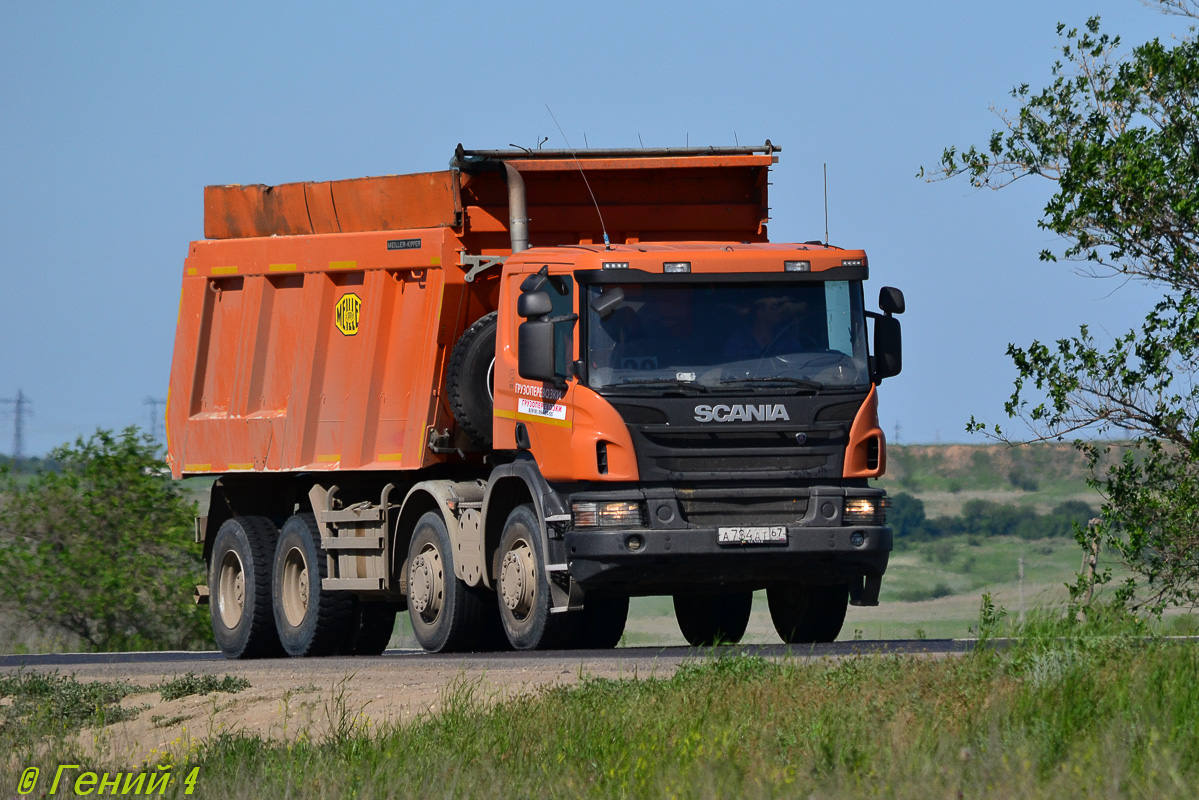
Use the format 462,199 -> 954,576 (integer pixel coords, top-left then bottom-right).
678,493 -> 810,526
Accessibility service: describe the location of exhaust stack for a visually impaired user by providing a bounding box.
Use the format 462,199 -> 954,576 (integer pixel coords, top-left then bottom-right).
503,162 -> 529,254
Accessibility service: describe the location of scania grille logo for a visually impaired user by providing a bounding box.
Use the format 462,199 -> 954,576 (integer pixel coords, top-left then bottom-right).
693,404 -> 790,423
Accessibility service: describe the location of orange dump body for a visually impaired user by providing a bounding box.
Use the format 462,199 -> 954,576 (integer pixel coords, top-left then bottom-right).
167,149 -> 777,478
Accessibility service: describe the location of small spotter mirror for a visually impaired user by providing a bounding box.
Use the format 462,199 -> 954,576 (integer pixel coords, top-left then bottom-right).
517,290 -> 553,319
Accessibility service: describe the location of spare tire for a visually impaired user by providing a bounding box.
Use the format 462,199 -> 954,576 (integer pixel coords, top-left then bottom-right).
448,312 -> 498,448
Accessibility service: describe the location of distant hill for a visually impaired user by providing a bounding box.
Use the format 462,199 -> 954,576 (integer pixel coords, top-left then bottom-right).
873,442 -> 1121,516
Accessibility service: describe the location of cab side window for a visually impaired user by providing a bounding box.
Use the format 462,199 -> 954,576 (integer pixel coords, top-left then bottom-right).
549,276 -> 575,377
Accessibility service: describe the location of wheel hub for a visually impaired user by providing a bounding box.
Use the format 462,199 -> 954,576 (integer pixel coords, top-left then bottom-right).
500,543 -> 536,615
217,550 -> 246,629
409,548 -> 443,618
281,546 -> 311,628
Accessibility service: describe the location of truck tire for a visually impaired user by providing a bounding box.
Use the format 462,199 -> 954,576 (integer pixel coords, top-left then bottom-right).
210,516 -> 284,660
341,601 -> 400,656
407,511 -> 487,652
272,513 -> 354,657
496,504 -> 570,650
767,583 -> 849,644
447,312 -> 498,449
673,591 -> 753,647
571,594 -> 629,649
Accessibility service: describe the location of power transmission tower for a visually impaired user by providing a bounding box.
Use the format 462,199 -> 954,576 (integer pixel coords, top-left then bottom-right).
0,389 -> 32,460
144,397 -> 167,444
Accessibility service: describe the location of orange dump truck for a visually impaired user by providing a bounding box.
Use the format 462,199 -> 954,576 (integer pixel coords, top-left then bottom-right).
167,143 -> 905,658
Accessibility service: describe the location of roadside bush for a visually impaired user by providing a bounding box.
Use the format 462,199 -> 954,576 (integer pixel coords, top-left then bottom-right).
0,428 -> 211,651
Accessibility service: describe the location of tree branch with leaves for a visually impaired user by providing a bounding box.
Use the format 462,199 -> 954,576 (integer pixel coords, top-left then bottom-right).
927,6 -> 1199,611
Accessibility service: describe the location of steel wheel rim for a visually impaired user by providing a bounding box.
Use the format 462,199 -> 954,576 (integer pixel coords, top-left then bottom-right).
409,542 -> 445,624
281,545 -> 310,628
217,549 -> 246,629
500,536 -> 537,620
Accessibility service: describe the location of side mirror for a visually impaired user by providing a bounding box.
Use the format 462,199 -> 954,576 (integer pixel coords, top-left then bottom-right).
873,316 -> 902,381
590,287 -> 625,320
879,286 -> 905,315
518,319 -> 557,381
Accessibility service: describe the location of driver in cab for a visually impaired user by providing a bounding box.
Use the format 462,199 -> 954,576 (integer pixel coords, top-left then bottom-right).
723,295 -> 815,360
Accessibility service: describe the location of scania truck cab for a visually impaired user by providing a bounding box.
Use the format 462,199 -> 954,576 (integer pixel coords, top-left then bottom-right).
487,242 -> 903,647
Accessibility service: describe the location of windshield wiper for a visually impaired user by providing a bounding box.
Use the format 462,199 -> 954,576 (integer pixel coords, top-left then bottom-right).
719,376 -> 823,392
610,378 -> 709,394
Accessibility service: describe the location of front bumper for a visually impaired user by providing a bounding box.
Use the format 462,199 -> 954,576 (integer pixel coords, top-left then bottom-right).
563,523 -> 891,593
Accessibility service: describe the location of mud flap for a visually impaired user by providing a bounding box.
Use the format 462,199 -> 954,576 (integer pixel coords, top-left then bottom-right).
849,574 -> 882,607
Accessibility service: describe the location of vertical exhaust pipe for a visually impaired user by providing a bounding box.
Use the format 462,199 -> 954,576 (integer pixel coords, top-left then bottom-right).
503,162 -> 529,253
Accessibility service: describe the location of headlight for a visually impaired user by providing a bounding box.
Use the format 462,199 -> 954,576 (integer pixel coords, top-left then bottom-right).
843,497 -> 888,525
572,501 -> 647,529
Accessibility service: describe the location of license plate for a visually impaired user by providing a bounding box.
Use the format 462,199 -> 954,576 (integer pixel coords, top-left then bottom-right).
717,526 -> 788,545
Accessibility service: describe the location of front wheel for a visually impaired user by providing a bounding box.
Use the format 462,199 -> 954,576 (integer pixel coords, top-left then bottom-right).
496,504 -> 570,650
767,583 -> 849,644
673,591 -> 753,647
571,595 -> 629,649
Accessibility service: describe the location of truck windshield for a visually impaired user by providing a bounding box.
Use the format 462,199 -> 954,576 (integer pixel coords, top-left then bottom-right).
586,280 -> 870,392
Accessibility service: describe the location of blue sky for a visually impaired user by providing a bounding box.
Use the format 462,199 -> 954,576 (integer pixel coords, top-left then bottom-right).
0,1 -> 1188,455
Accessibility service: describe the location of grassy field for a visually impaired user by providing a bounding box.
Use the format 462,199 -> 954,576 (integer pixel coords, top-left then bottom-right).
6,613 -> 1199,799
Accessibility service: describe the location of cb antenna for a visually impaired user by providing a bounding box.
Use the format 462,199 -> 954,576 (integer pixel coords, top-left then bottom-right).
545,104 -> 610,248
824,163 -> 829,246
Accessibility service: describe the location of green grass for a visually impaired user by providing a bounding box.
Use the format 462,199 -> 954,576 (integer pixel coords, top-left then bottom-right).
0,671 -> 142,734
44,611 -> 1197,799
156,673 -> 250,702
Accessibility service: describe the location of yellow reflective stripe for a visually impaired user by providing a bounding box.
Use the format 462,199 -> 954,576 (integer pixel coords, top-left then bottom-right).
493,409 -> 516,419
316,453 -> 341,462
329,260 -> 357,270
516,412 -> 572,429
268,263 -> 297,272
430,256 -> 441,266
185,267 -> 197,276
184,463 -> 212,472
377,453 -> 403,461
227,462 -> 253,470
211,266 -> 239,275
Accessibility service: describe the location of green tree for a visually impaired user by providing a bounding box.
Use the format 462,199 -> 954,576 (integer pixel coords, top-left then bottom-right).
930,2 -> 1199,609
0,428 -> 211,651
888,492 -> 930,540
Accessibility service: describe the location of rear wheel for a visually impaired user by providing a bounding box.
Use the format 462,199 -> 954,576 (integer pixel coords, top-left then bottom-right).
767,583 -> 849,644
341,601 -> 400,656
572,595 -> 629,649
272,513 -> 354,657
496,504 -> 570,650
407,511 -> 487,652
210,516 -> 284,660
673,591 -> 753,647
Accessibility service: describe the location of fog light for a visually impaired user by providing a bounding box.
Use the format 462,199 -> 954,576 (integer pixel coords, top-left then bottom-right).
850,531 -> 866,547
843,497 -> 888,525
626,534 -> 644,551
572,501 -> 647,529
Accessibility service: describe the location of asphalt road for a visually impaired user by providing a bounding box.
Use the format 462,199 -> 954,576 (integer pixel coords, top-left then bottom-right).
0,639 -> 976,679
